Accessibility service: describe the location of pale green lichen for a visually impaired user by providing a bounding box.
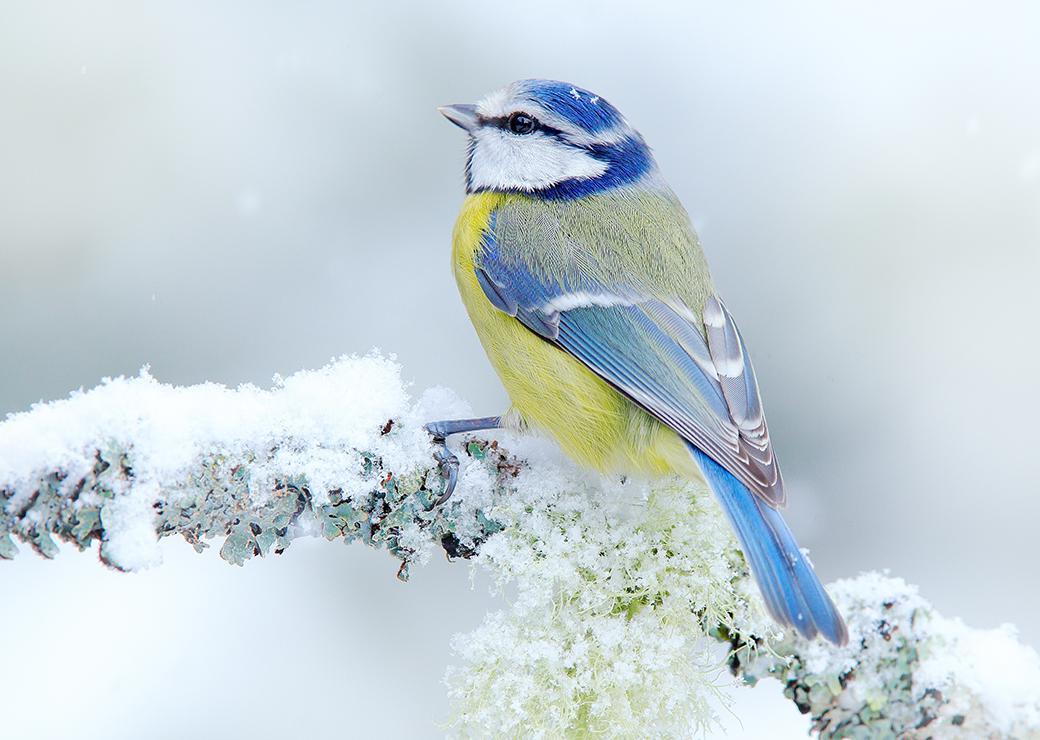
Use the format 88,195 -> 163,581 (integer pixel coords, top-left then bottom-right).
0,435 -> 513,577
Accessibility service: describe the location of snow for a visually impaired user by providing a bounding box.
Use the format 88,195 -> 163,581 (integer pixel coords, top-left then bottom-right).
0,353 -> 468,569
922,617 -> 1040,735
98,481 -> 163,570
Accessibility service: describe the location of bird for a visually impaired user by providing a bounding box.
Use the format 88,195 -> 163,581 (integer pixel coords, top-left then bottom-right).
426,79 -> 847,645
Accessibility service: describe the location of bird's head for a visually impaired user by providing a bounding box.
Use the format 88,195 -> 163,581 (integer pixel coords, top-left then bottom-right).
439,79 -> 656,200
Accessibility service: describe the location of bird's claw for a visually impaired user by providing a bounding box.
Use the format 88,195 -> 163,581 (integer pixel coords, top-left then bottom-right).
423,417 -> 501,508
424,423 -> 460,507
431,444 -> 459,506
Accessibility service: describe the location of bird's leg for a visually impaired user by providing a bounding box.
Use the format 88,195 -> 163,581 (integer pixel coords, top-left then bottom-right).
423,416 -> 502,506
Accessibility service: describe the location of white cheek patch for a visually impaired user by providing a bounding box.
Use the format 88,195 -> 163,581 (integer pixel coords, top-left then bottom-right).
468,128 -> 608,192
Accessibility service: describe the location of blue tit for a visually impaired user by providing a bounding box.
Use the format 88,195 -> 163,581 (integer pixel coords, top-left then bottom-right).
426,79 -> 847,645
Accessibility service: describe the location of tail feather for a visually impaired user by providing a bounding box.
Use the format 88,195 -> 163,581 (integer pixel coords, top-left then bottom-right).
688,443 -> 848,645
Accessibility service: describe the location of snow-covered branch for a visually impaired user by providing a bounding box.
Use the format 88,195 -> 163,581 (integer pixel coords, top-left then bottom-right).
0,355 -> 504,578
2,355 -> 1038,737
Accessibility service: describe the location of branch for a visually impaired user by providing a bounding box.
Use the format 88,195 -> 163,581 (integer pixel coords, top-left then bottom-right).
2,354 -> 1037,737
0,355 -> 504,577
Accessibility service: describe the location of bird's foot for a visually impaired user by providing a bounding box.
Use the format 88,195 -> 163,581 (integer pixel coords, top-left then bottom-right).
423,417 -> 502,508
424,425 -> 460,507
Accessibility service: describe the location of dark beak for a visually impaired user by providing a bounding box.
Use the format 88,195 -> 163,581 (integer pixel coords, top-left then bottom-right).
438,104 -> 479,132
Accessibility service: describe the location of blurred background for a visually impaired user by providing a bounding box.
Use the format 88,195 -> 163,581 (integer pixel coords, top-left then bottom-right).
2,1 -> 1038,737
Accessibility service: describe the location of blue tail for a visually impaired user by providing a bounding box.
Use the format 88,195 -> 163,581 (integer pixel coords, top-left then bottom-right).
688,444 -> 848,645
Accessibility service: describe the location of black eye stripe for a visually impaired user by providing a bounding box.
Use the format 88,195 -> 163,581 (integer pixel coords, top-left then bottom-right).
479,113 -> 567,139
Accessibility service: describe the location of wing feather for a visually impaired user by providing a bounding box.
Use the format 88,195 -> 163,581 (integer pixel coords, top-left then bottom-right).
476,223 -> 786,507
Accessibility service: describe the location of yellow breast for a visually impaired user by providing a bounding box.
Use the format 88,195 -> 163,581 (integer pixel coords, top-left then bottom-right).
451,193 -> 697,480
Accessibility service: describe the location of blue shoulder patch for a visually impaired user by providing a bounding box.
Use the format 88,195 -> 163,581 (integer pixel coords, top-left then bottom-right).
476,210 -> 561,309
518,79 -> 622,134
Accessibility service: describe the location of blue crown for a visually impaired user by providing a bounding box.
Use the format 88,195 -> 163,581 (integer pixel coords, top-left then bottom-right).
516,80 -> 624,135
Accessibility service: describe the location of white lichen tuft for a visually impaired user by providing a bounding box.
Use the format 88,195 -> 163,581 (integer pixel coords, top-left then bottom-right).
445,443 -> 779,738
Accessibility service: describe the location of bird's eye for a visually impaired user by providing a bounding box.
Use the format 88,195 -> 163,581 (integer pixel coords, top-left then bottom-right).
508,112 -> 538,135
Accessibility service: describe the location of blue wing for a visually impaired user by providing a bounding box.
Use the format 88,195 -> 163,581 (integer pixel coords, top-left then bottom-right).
476,225 -> 784,507
475,223 -> 848,644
